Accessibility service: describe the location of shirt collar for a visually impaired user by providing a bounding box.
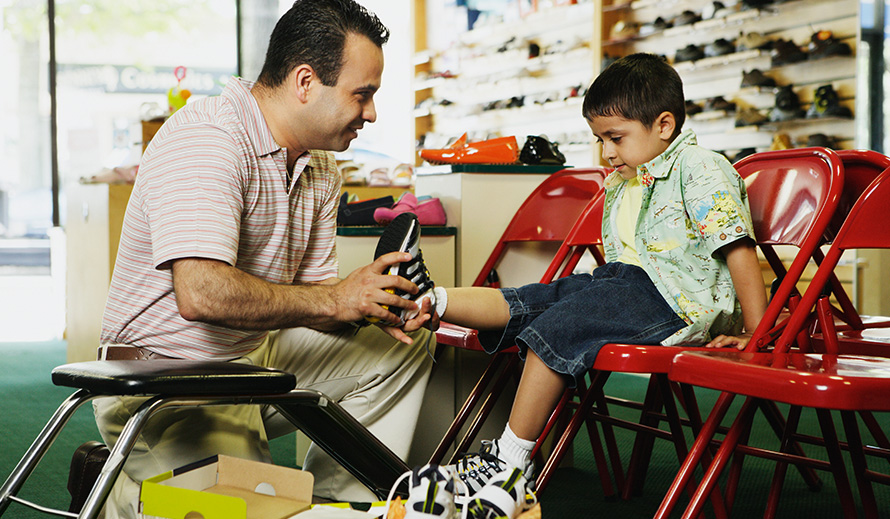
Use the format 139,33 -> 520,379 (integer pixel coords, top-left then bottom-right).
603,129 -> 697,188
221,76 -> 281,157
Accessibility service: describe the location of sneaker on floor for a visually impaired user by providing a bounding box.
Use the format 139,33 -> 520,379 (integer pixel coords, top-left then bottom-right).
465,468 -> 537,519
373,212 -> 437,324
386,464 -> 460,519
446,440 -> 535,497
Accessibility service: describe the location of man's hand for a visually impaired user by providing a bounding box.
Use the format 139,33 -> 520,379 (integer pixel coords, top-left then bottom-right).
331,251 -> 422,327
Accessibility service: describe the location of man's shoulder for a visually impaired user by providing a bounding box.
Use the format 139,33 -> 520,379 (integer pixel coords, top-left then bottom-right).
307,150 -> 337,172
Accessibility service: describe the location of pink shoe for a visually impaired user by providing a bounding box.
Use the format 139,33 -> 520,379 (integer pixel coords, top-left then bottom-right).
374,193 -> 447,226
374,192 -> 418,224
415,198 -> 446,225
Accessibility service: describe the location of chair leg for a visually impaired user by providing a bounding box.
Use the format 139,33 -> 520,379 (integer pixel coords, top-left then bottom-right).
429,353 -> 508,464
622,376 -> 663,498
593,391 -> 626,494
763,404 -> 803,518
840,411 -> 880,519
815,409 -> 857,518
452,355 -> 520,461
653,392 -> 740,519
535,371 -> 609,494
759,401 -> 823,490
0,389 -> 95,516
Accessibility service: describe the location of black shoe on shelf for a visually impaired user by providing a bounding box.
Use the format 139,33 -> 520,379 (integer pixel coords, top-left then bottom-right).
519,135 -> 567,166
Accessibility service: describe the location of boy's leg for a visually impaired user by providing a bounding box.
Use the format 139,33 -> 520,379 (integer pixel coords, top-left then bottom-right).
439,287 -> 511,329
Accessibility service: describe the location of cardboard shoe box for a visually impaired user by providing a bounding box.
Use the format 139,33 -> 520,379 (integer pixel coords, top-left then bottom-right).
140,455 -> 314,519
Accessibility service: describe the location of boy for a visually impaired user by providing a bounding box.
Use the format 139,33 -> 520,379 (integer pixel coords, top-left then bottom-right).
394,53 -> 767,494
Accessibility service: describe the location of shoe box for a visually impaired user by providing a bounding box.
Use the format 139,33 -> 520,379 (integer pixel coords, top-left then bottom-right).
140,454 -> 390,518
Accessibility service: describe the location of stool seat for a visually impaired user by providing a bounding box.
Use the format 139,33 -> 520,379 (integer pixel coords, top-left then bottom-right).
52,360 -> 296,396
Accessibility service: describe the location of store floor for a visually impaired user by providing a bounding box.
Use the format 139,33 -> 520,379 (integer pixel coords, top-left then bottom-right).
2,341 -> 888,517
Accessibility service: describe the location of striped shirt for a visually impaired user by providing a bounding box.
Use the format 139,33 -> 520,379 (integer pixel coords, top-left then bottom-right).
100,77 -> 341,359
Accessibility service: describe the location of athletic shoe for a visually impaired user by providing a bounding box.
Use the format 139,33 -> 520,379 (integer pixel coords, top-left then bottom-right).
446,440 -> 535,497
465,468 -> 537,519
373,213 -> 436,324
386,464 -> 460,519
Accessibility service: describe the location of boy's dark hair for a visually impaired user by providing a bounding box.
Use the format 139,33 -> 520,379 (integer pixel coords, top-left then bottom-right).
582,53 -> 685,138
256,0 -> 389,88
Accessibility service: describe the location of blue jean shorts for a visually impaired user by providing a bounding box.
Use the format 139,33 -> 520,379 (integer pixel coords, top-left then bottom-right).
478,262 -> 687,385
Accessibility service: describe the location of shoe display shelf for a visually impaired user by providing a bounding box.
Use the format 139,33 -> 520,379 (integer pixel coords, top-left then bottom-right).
602,0 -> 858,157
414,1 -> 599,169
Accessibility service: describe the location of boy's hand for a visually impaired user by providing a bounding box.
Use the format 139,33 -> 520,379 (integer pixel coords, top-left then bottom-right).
705,333 -> 752,351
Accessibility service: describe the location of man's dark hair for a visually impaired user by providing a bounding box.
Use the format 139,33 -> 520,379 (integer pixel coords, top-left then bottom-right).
582,53 -> 685,138
256,0 -> 389,88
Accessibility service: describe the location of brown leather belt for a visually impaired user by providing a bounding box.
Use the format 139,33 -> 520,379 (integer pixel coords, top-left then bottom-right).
98,346 -> 176,361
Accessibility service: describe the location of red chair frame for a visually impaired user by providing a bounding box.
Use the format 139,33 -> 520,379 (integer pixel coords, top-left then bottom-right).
534,147 -> 845,505
657,164 -> 890,519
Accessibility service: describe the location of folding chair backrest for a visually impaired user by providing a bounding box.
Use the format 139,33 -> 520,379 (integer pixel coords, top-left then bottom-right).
472,167 -> 608,286
776,165 -> 890,352
831,150 -> 890,241
540,192 -> 606,283
732,147 -> 844,349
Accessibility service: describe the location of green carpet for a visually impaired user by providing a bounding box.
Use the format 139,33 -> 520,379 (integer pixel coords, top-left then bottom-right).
1,341 -> 888,517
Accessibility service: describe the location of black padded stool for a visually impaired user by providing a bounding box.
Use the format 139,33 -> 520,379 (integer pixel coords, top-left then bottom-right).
0,360 -> 409,519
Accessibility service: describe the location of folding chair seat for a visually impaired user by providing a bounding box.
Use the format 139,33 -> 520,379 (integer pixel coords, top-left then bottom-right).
0,360 -> 409,519
657,164 -> 890,519
533,147 -> 845,502
430,167 -> 608,465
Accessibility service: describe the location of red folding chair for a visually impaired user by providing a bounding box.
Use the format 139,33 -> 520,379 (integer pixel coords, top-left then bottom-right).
806,149 -> 890,355
533,147 -> 845,504
658,164 -> 890,519
430,167 -> 608,464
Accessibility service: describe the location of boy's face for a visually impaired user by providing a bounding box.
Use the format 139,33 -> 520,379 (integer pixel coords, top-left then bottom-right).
588,113 -> 674,180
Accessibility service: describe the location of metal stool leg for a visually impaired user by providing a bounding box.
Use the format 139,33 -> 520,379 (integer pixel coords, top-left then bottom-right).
0,390 -> 95,516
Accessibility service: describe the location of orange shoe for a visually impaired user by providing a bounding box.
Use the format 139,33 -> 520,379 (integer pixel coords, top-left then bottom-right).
420,134 -> 520,165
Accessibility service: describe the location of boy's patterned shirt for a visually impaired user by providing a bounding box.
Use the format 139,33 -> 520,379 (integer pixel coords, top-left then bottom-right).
602,130 -> 755,345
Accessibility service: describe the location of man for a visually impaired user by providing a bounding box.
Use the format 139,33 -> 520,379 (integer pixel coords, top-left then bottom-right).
94,1 -> 434,516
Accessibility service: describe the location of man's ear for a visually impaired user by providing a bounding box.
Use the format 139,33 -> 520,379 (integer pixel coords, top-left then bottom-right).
292,64 -> 315,103
656,111 -> 676,140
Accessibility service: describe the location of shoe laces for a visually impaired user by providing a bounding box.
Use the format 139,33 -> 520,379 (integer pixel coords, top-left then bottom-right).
385,465 -> 469,519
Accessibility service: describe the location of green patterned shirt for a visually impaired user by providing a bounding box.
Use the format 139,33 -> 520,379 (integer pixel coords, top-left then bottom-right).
602,130 -> 755,345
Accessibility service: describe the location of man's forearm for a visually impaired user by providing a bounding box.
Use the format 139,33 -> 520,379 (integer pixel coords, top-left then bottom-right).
172,258 -> 340,330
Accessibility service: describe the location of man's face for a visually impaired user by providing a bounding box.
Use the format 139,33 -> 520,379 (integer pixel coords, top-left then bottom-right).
307,33 -> 383,152
588,114 -> 671,180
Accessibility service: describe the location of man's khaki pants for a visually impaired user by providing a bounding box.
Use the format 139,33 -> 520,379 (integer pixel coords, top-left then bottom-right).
93,325 -> 434,519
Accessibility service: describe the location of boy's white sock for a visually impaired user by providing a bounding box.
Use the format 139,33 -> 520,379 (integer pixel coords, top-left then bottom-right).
497,423 -> 536,472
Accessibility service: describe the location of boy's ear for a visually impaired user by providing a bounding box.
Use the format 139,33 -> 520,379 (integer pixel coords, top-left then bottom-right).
656,111 -> 676,140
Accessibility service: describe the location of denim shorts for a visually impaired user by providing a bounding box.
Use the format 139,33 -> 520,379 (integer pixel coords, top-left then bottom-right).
478,262 -> 687,386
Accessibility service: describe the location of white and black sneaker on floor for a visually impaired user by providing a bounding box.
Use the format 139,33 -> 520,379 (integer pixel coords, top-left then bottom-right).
385,464 -> 465,519
446,440 -> 535,498
373,212 -> 437,324
465,468 -> 537,519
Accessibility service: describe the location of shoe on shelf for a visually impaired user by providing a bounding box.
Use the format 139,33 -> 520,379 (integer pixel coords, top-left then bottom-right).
740,68 -> 776,88
806,133 -> 839,149
735,107 -> 768,127
770,133 -> 793,151
807,84 -> 852,119
673,9 -> 700,26
808,30 -> 852,60
769,85 -> 805,122
685,100 -> 704,116
674,43 -> 704,63
374,192 -> 447,226
372,213 -> 437,325
385,464 -> 461,519
704,96 -> 736,112
704,38 -> 735,58
446,440 -> 535,497
519,135 -> 566,166
737,32 -> 772,51
465,468 -> 537,519
771,38 -> 807,66
420,133 -> 520,165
